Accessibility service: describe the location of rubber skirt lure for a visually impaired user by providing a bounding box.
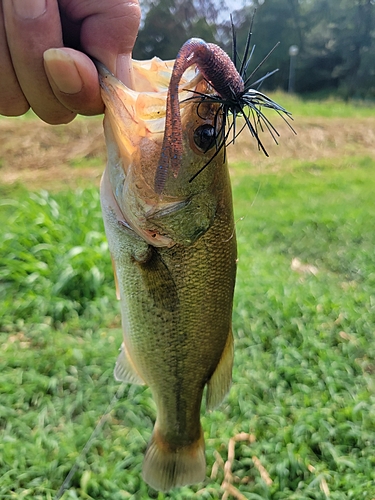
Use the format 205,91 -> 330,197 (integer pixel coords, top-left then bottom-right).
155,25 -> 295,194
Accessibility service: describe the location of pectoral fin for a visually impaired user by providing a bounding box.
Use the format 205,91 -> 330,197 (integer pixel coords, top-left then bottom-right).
114,343 -> 146,385
206,329 -> 234,410
136,246 -> 179,312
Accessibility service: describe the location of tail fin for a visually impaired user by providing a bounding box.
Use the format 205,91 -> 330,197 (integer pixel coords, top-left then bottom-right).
142,425 -> 206,492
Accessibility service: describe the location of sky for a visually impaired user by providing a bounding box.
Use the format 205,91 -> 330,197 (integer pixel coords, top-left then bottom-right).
221,0 -> 247,19
219,0 -> 261,22
139,1 -> 255,24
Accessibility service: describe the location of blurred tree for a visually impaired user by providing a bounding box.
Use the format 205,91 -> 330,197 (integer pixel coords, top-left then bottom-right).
229,0 -> 375,97
331,0 -> 375,98
133,0 -> 186,60
222,0 -> 302,92
134,0 -> 221,60
298,0 -> 375,97
133,0 -> 375,97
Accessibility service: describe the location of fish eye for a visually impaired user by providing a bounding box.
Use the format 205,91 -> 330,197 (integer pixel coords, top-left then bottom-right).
193,124 -> 216,152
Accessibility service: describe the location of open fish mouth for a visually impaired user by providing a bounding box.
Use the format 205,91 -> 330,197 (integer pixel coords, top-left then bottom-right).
96,58 -> 202,147
96,58 -> 225,247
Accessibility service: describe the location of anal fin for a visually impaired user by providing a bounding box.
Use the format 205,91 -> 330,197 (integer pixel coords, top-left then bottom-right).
114,343 -> 146,385
206,329 -> 234,410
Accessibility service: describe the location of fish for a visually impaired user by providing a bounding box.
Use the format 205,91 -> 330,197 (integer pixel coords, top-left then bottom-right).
98,58 -> 237,492
97,25 -> 292,491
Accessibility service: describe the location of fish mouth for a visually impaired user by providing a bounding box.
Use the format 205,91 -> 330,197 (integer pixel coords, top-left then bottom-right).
97,59 -> 217,247
96,59 -> 201,141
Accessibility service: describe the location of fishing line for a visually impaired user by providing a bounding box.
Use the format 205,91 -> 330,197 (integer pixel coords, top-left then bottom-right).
222,217 -> 243,243
250,180 -> 262,209
225,179 -> 262,244
54,383 -> 127,500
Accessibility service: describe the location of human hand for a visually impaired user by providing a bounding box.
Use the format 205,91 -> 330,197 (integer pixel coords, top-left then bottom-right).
0,0 -> 141,124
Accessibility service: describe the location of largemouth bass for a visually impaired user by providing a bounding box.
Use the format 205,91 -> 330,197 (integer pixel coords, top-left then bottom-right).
98,58 -> 236,491
97,29 -> 292,491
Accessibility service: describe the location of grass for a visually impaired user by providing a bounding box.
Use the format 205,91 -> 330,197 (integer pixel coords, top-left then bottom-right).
230,157 -> 375,499
268,92 -> 375,118
1,103 -> 375,499
68,157 -> 104,169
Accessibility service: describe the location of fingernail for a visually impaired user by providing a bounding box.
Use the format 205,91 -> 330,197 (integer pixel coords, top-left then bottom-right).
13,0 -> 47,19
116,54 -> 135,89
44,49 -> 83,94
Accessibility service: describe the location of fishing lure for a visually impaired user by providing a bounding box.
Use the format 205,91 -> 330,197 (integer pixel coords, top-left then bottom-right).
155,17 -> 295,193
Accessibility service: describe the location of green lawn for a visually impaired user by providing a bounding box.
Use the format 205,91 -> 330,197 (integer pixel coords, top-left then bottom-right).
1,134 -> 375,498
268,92 -> 375,118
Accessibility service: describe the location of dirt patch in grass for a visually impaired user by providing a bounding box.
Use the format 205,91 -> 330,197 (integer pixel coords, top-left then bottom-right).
0,115 -> 374,190
0,117 -> 105,191
227,115 -> 375,168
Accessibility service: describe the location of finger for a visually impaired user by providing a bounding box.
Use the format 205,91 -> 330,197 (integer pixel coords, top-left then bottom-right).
60,0 -> 141,87
3,0 -> 76,124
44,47 -> 104,115
0,1 -> 29,115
